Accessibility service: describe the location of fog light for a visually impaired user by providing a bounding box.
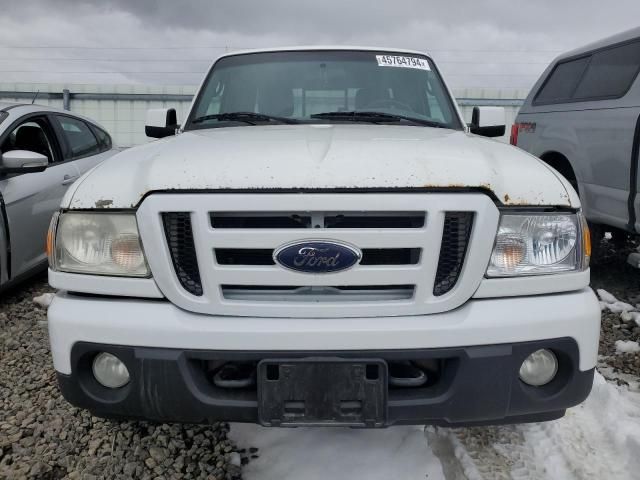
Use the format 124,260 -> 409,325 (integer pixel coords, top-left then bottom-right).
519,349 -> 558,386
92,352 -> 130,388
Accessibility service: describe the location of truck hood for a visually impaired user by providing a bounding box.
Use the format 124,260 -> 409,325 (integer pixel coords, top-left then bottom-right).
64,124 -> 575,209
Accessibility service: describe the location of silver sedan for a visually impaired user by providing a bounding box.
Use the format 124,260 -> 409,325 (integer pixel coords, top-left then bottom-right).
0,103 -> 116,291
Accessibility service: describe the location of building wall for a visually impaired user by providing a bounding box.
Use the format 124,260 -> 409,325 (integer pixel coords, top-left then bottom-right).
0,83 -> 527,147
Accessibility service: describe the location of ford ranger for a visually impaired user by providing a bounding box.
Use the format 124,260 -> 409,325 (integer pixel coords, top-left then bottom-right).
47,47 -> 600,427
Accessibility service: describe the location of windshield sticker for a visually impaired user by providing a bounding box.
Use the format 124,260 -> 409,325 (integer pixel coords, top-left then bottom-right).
376,55 -> 430,71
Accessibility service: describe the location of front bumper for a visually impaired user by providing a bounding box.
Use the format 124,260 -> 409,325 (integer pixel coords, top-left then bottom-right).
48,288 -> 600,426
49,289 -> 600,374
57,339 -> 594,427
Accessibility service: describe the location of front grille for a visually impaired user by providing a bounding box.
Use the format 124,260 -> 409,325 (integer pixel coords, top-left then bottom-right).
215,248 -> 421,266
433,212 -> 474,296
162,212 -> 203,296
142,193 -> 496,318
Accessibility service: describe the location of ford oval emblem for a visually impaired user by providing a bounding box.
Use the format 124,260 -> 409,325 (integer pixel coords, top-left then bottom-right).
274,240 -> 362,274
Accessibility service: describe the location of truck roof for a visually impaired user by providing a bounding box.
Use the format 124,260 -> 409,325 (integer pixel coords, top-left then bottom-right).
216,46 -> 432,59
556,26 -> 640,61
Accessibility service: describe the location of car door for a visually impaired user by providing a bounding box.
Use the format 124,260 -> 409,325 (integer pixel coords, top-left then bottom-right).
51,115 -> 114,177
0,115 -> 81,279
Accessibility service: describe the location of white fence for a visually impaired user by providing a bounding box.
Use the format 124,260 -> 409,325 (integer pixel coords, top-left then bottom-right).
0,83 -> 527,147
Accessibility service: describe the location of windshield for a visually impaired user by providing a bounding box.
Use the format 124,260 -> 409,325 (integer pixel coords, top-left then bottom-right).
185,50 -> 462,130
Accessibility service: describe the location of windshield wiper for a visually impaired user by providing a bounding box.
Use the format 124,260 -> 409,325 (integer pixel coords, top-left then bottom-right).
310,111 -> 449,128
191,112 -> 299,125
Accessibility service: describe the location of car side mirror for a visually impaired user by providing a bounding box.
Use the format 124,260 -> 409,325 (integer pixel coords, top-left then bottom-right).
0,150 -> 48,174
145,108 -> 179,138
469,106 -> 506,138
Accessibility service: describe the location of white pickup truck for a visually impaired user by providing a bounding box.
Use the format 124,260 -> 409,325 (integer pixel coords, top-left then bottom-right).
47,47 -> 599,427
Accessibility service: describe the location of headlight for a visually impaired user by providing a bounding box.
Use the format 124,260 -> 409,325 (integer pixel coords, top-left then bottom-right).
50,212 -> 150,277
487,212 -> 588,277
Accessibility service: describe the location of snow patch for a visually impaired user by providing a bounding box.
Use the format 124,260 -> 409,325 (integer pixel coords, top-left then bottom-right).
230,374 -> 640,480
228,451 -> 242,467
597,289 -> 639,325
229,424 -> 445,480
597,289 -> 618,304
620,310 -> 640,325
480,372 -> 640,479
541,372 -> 640,477
615,340 -> 640,354
33,293 -> 54,309
598,363 -> 640,392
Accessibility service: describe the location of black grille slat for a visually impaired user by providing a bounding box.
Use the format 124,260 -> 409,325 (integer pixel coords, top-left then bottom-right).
216,249 -> 275,265
163,212 -> 203,296
360,248 -> 421,265
211,214 -> 311,229
433,212 -> 474,296
214,248 -> 421,266
210,212 -> 425,229
324,215 -> 425,229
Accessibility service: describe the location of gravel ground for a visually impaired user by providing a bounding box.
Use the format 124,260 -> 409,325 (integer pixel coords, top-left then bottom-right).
590,237 -> 640,380
0,274 -> 245,480
0,239 -> 638,480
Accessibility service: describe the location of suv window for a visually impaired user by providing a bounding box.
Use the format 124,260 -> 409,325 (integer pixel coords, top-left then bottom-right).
535,40 -> 640,105
1,119 -> 56,163
573,41 -> 640,100
56,116 -> 100,159
534,57 -> 590,104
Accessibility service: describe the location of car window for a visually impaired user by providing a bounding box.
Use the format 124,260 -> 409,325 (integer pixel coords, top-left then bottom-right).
56,116 -> 101,159
90,125 -> 112,151
572,41 -> 640,100
534,57 -> 590,104
0,119 -> 56,163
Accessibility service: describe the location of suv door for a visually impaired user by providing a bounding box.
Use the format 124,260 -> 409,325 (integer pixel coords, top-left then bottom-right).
52,115 -> 114,176
0,115 -> 81,279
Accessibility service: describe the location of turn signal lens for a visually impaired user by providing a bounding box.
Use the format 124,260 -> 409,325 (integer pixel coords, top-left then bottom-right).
582,216 -> 591,265
111,234 -> 146,271
491,233 -> 526,271
46,212 -> 59,267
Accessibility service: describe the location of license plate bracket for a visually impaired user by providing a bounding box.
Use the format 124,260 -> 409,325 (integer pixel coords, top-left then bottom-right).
257,358 -> 387,427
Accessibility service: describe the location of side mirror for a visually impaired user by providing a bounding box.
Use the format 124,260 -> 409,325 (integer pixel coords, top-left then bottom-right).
0,150 -> 48,174
145,108 -> 179,138
469,106 -> 506,138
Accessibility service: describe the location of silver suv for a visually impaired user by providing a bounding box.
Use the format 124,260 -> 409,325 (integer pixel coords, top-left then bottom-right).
513,27 -> 640,247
